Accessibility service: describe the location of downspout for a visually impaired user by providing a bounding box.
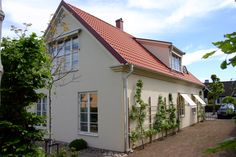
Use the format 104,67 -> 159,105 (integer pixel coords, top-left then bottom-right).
123,64 -> 133,152
170,44 -> 173,70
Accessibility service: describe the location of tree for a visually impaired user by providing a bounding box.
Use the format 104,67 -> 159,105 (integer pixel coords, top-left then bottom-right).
208,74 -> 224,115
203,32 -> 236,69
129,80 -> 147,149
203,31 -> 236,154
0,33 -> 51,156
45,11 -> 79,146
222,96 -> 236,105
153,96 -> 168,138
167,94 -> 177,134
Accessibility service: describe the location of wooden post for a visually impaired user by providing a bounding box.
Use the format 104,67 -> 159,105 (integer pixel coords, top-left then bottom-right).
148,97 -> 152,143
177,93 -> 180,132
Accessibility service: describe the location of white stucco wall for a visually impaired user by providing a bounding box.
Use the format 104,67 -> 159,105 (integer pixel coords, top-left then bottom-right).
44,6 -> 203,152
47,7 -> 125,152
127,74 -> 201,137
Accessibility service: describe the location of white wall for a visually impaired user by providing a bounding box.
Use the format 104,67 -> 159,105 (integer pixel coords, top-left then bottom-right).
127,74 -> 201,137
48,7 -> 125,152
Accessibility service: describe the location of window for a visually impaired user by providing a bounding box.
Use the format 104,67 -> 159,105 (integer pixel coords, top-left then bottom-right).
178,94 -> 185,117
78,92 -> 98,134
171,53 -> 181,71
49,36 -> 79,73
36,96 -> 47,127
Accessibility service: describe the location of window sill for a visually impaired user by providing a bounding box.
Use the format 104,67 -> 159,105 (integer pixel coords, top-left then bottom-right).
78,132 -> 98,137
180,114 -> 185,118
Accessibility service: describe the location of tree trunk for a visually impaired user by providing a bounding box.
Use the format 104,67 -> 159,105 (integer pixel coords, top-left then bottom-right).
212,98 -> 216,115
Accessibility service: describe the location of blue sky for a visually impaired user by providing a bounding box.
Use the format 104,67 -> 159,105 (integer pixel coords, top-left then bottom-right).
2,0 -> 236,82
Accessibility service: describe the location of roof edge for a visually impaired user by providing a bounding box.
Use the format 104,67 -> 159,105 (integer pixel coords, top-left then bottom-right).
45,1 -> 127,64
63,1 -> 127,64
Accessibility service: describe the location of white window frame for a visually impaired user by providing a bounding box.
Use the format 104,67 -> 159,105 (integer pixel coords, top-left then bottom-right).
36,96 -> 47,128
171,53 -> 181,72
50,35 -> 79,73
78,91 -> 98,136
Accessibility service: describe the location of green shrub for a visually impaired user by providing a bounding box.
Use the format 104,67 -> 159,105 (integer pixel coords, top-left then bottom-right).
69,139 -> 87,151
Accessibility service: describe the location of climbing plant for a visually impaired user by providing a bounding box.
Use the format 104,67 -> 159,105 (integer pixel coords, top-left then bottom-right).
153,95 -> 168,138
129,80 -> 148,149
198,105 -> 205,122
167,93 -> 177,134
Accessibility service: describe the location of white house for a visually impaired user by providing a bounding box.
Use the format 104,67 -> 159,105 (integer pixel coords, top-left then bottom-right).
38,0 -> 206,152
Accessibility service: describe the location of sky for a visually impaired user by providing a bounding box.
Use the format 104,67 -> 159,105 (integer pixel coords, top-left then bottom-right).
2,0 -> 236,82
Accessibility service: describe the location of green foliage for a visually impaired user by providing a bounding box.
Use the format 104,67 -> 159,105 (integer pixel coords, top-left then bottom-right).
203,32 -> 236,69
144,128 -> 157,138
167,94 -> 177,129
129,80 -> 148,147
153,96 -> 168,136
129,131 -> 139,147
222,96 -> 236,105
0,33 -> 52,156
208,74 -> 224,114
205,137 -> 236,154
69,139 -> 87,151
202,51 -> 216,59
197,106 -> 205,122
48,147 -> 79,157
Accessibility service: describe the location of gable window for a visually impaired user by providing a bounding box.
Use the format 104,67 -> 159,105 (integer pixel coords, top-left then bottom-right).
171,53 -> 181,72
78,92 -> 98,134
36,96 -> 47,127
50,36 -> 79,73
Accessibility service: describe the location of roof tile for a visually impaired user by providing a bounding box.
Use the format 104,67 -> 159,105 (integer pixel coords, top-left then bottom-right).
64,2 -> 203,86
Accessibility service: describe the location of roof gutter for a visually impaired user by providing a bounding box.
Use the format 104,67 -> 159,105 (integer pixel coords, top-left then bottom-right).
123,64 -> 133,152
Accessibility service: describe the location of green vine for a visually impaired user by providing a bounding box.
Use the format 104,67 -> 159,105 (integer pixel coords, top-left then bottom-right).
129,80 -> 148,148
198,105 -> 205,122
153,95 -> 168,138
167,93 -> 178,134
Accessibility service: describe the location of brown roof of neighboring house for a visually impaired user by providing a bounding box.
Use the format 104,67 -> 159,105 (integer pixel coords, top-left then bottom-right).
57,1 -> 204,87
205,81 -> 236,97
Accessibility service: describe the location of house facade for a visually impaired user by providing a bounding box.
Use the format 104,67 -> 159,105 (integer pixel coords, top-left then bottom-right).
40,1 -> 206,152
204,80 -> 236,105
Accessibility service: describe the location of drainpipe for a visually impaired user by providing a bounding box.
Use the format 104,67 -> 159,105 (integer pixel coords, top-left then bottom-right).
170,44 -> 173,69
123,64 -> 133,152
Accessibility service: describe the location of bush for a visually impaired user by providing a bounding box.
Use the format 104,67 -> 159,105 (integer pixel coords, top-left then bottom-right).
69,139 -> 87,151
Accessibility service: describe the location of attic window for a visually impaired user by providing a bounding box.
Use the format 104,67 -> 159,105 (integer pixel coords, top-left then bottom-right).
49,35 -> 79,74
171,53 -> 181,72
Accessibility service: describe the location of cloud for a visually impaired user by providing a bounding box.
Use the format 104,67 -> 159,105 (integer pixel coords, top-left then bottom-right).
127,0 -> 185,10
166,0 -> 234,24
182,48 -> 224,65
3,0 -> 60,37
2,0 -> 235,38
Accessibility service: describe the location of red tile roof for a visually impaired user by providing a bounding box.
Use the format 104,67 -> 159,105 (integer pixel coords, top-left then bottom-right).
61,1 -> 204,87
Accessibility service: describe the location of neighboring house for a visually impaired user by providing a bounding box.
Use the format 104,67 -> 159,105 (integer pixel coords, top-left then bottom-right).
204,80 -> 236,105
39,0 -> 206,152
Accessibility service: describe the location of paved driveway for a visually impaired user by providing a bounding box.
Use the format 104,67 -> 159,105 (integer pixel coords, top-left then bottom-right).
128,120 -> 236,157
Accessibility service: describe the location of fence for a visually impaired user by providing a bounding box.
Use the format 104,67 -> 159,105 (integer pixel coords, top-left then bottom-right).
205,112 -> 217,120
